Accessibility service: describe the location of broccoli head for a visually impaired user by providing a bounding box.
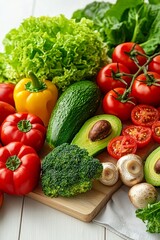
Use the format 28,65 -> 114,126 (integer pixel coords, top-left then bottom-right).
41,143 -> 103,197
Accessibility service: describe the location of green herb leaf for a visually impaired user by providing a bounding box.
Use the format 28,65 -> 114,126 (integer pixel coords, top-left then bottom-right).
136,201 -> 160,233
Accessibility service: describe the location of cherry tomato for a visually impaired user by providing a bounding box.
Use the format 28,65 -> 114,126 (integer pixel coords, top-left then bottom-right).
148,55 -> 160,75
151,121 -> 160,144
0,83 -> 15,107
0,191 -> 4,208
102,87 -> 136,121
131,72 -> 160,107
107,135 -> 137,160
96,62 -> 132,94
131,104 -> 159,127
0,101 -> 16,125
112,42 -> 147,73
122,125 -> 152,148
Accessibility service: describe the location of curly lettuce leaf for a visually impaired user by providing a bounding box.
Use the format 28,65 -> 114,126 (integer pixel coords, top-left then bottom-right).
136,201 -> 160,233
1,15 -> 108,89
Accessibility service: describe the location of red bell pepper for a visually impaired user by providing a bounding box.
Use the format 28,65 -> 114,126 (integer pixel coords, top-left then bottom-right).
0,112 -> 46,152
0,142 -> 41,195
0,101 -> 16,125
0,83 -> 15,107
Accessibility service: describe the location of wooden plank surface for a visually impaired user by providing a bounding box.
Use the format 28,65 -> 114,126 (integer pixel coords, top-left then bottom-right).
27,139 -> 158,222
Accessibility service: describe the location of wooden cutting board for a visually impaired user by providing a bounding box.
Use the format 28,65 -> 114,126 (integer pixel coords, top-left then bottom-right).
27,140 -> 158,222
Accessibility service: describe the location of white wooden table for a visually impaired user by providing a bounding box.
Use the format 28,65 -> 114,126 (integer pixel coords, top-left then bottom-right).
0,1 -> 123,239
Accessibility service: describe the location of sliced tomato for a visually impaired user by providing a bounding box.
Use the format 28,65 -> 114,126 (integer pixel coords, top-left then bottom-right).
131,104 -> 159,127
122,125 -> 152,148
151,121 -> 160,144
107,135 -> 137,160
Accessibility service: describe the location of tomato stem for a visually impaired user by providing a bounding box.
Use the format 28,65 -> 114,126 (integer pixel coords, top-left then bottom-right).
122,50 -> 160,100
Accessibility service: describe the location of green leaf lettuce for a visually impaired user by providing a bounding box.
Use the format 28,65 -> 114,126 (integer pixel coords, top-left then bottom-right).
0,15 -> 108,90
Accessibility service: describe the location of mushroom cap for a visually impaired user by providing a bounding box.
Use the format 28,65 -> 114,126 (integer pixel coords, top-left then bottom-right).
99,162 -> 119,186
117,154 -> 144,187
128,182 -> 158,208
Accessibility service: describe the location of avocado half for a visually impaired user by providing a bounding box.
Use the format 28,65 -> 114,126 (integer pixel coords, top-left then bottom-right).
71,114 -> 122,156
144,146 -> 160,186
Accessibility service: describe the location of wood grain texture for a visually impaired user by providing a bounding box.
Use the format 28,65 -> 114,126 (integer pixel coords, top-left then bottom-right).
20,197 -> 105,240
27,139 -> 157,222
0,194 -> 23,240
28,179 -> 122,222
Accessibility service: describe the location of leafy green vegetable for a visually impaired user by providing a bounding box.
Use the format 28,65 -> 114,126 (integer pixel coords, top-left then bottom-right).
72,0 -> 160,56
0,15 -> 108,90
136,201 -> 160,233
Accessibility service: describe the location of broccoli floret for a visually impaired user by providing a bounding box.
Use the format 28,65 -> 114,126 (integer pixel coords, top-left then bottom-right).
41,143 -> 103,197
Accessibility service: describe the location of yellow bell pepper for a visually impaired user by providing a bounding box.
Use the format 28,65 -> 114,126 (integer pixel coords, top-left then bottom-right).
13,72 -> 58,126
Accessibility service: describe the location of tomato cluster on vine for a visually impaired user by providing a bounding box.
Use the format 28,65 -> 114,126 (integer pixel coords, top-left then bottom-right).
96,42 -> 160,122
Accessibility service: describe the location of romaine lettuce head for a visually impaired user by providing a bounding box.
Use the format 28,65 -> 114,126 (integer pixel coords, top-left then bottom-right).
2,14 -> 108,90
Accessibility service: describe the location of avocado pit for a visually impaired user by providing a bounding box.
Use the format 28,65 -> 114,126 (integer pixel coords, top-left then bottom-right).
154,159 -> 160,174
88,120 -> 112,142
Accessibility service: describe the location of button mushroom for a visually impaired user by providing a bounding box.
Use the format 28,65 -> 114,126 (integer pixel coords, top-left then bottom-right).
99,162 -> 119,186
117,154 -> 144,187
128,182 -> 158,208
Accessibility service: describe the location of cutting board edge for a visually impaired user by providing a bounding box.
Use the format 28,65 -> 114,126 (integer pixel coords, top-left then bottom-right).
27,180 -> 122,222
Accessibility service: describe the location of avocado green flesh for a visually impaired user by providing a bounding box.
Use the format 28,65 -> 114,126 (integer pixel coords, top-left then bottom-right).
144,146 -> 160,186
71,114 -> 122,156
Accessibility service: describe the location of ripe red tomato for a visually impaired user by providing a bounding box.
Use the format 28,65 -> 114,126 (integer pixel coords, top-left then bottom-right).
0,83 -> 15,107
96,62 -> 132,94
122,125 -> 152,148
131,104 -> 159,127
151,121 -> 160,144
0,191 -> 4,208
102,87 -> 136,121
157,107 -> 160,119
107,135 -> 137,160
112,42 -> 147,73
148,55 -> 160,75
131,71 -> 160,107
0,101 -> 16,125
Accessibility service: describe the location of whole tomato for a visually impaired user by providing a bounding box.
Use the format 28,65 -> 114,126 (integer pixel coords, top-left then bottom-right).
0,101 -> 16,125
102,87 -> 136,121
131,72 -> 160,107
96,62 -> 132,94
0,112 -> 46,152
112,42 -> 147,73
0,83 -> 15,106
148,55 -> 160,75
0,190 -> 4,208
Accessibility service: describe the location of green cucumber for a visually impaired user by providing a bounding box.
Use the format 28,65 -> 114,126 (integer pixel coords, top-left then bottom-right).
46,80 -> 101,148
